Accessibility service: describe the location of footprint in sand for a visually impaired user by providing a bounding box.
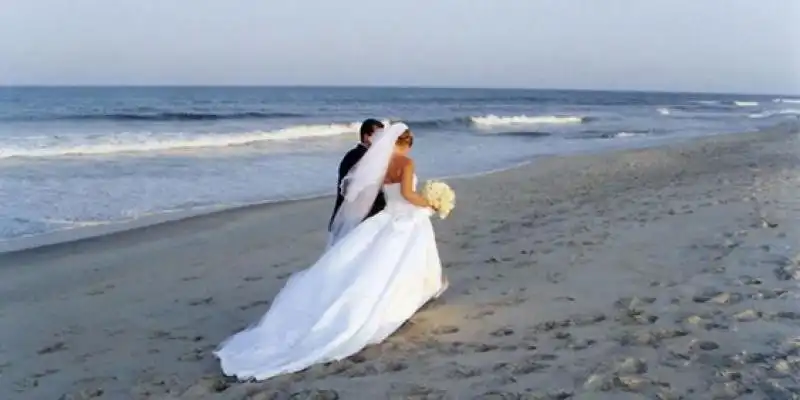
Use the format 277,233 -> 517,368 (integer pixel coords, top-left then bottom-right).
736,275 -> 763,286
769,311 -> 800,322
37,341 -> 67,355
490,327 -> 515,337
499,356 -> 551,375
180,376 -> 230,397
85,283 -> 115,296
529,319 -> 573,334
188,296 -> 214,306
750,288 -> 789,300
287,389 -> 339,399
339,363 -> 378,378
149,330 -> 172,339
388,384 -> 446,399
572,312 -> 607,326
554,296 -> 576,302
31,368 -> 59,379
471,343 -> 499,353
618,328 -> 689,347
445,363 -> 482,379
553,331 -> 572,340
239,300 -> 270,311
177,348 -> 206,362
432,325 -> 460,335
467,309 -> 495,320
546,272 -> 564,283
734,309 -> 762,322
693,340 -> 720,351
614,296 -> 656,310
567,338 -> 597,351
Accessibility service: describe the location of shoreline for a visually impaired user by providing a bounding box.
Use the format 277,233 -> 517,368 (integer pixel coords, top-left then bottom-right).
0,127 -> 773,257
2,126 -> 798,399
0,194 -> 330,257
0,151 -> 537,257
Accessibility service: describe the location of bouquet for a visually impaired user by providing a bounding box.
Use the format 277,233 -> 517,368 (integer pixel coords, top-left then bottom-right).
420,180 -> 455,219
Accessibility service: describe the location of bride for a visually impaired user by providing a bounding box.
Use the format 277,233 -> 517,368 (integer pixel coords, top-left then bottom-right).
214,122 -> 448,381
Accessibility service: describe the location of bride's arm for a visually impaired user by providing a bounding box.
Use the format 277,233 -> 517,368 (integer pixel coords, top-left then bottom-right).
400,158 -> 432,209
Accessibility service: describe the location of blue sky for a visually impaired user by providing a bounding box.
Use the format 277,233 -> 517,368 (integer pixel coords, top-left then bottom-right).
0,0 -> 798,94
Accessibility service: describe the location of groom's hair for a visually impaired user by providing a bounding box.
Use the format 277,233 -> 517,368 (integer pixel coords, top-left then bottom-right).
359,119 -> 385,143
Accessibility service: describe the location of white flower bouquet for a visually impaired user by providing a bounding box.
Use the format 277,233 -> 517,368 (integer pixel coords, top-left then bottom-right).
420,180 -> 455,219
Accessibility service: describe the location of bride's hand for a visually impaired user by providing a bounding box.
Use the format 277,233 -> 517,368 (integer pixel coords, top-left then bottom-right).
426,203 -> 440,217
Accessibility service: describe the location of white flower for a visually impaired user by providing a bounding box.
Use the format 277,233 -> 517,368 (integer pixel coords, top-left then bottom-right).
420,180 -> 455,219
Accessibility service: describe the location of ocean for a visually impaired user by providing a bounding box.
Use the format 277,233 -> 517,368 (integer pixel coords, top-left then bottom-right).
1,86 -> 798,248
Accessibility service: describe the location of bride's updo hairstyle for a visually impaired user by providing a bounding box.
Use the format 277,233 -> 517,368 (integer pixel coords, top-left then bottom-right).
396,129 -> 414,148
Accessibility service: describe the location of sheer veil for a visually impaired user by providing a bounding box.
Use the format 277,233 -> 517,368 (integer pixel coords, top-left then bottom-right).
328,122 -> 408,247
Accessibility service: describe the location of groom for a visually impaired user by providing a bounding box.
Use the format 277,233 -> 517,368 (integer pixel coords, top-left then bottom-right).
328,118 -> 387,231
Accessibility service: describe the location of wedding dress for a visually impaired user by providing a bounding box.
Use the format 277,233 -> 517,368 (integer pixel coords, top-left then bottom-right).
214,175 -> 444,381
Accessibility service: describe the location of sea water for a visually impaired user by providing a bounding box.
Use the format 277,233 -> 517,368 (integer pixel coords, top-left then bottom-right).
1,86 -> 798,246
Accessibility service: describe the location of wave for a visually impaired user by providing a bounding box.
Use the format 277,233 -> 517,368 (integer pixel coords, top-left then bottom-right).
690,100 -> 724,106
773,98 -> 800,104
749,109 -> 800,119
403,116 -> 472,129
470,114 -> 588,127
3,111 -> 306,123
401,114 -> 592,129
685,100 -> 762,109
0,122 -> 367,159
601,131 -> 647,139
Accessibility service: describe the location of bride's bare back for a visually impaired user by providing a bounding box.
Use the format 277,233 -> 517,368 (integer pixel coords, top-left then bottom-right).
382,130 -> 429,208
384,155 -> 410,185
385,155 -> 429,208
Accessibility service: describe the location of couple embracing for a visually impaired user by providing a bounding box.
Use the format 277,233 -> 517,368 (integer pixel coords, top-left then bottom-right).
214,119 -> 451,381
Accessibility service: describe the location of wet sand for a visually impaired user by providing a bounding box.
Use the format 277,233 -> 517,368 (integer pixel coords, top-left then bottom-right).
1,127 -> 798,399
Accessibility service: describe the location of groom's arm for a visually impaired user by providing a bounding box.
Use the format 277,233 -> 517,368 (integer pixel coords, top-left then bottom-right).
329,147 -> 365,231
337,147 -> 365,187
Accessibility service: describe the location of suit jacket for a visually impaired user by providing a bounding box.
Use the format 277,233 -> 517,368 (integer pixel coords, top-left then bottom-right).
328,144 -> 387,231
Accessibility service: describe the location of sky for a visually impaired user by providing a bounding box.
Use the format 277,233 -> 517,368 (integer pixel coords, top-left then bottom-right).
0,0 -> 798,94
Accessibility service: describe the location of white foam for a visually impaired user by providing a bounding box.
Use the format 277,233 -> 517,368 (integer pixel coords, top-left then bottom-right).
615,132 -> 645,138
773,98 -> 800,104
734,101 -> 759,107
691,100 -> 724,106
0,122 -> 368,159
749,109 -> 800,119
657,108 -> 671,115
470,114 -> 584,126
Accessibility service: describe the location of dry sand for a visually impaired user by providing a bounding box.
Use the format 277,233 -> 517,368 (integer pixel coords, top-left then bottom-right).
1,127 -> 799,399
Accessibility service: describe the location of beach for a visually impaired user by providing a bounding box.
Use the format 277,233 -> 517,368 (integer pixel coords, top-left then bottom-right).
1,126 -> 799,399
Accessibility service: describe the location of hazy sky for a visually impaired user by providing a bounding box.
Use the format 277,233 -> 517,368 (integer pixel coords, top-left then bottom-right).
1,0 -> 798,94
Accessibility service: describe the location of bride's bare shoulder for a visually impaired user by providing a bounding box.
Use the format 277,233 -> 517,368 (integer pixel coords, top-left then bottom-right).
388,154 -> 413,168
395,155 -> 413,165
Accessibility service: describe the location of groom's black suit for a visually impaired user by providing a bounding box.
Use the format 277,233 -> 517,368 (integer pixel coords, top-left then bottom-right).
328,143 -> 387,231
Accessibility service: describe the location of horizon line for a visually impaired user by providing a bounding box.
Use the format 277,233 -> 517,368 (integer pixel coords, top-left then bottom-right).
0,83 -> 794,97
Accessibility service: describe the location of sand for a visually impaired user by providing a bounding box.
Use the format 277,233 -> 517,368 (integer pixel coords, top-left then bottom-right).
1,127 -> 799,400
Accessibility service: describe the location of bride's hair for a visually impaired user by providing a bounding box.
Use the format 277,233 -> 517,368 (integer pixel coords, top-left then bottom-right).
396,130 -> 413,148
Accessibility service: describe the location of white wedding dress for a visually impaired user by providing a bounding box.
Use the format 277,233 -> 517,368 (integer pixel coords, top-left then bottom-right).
214,176 -> 444,381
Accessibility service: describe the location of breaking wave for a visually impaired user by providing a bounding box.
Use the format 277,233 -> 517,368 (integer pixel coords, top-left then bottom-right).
0,122 -> 367,159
